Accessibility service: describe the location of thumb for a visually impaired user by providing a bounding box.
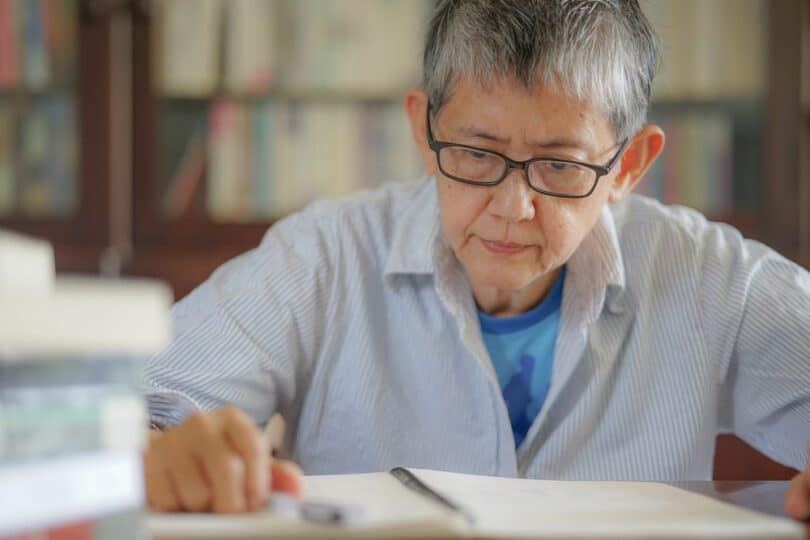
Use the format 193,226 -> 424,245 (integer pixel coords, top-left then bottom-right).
269,459 -> 304,498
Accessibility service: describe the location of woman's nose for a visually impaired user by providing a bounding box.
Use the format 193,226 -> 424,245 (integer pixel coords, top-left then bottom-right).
488,168 -> 536,222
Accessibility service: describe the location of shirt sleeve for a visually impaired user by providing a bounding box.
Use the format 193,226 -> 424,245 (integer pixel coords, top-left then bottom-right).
144,208 -> 335,429
704,224 -> 810,470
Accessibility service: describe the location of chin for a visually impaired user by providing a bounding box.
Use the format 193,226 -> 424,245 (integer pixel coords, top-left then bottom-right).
471,263 -> 539,292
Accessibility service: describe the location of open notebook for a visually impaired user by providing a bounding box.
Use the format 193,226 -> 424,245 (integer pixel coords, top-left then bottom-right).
148,468 -> 804,539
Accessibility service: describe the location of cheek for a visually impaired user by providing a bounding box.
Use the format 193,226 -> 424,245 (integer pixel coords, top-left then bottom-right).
437,180 -> 489,245
535,197 -> 603,259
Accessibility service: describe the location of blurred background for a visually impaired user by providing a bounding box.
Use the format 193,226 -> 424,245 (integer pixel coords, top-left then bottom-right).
0,0 -> 807,300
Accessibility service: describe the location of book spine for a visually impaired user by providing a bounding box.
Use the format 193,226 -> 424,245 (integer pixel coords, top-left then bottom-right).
17,99 -> 49,216
44,94 -> 76,215
21,0 -> 49,89
250,101 -> 270,218
0,0 -> 20,87
163,123 -> 208,218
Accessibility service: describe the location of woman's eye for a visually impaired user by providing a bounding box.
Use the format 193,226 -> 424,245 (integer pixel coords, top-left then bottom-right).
550,162 -> 570,171
466,150 -> 489,159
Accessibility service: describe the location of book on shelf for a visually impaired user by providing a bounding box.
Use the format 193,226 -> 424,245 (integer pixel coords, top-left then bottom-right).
21,0 -> 50,90
41,0 -> 78,86
153,0 -> 224,96
41,93 -> 77,215
640,110 -> 733,216
281,0 -> 428,94
16,97 -> 49,214
201,100 -> 422,222
0,0 -> 77,90
643,0 -> 766,101
154,0 -> 429,97
0,0 -> 21,87
224,0 -> 277,94
14,95 -> 76,217
163,122 -> 208,218
206,99 -> 252,221
148,467 -> 804,539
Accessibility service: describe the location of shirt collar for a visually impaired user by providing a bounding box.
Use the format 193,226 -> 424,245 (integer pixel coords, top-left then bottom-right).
566,203 -> 627,316
383,177 -> 442,278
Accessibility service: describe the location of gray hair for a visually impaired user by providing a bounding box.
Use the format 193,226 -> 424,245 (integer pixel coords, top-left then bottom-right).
423,0 -> 661,141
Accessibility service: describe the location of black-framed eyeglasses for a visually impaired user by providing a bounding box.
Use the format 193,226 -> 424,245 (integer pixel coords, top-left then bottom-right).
426,104 -> 627,199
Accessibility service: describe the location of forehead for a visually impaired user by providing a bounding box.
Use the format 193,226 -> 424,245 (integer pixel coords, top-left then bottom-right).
437,75 -> 615,148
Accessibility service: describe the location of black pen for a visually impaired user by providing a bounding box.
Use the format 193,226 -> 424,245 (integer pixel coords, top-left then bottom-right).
389,467 -> 475,525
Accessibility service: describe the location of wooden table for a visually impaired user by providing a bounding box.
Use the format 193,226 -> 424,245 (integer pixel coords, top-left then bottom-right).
672,481 -> 809,539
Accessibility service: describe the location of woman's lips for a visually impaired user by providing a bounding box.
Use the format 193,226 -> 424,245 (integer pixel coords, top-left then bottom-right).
481,239 -> 530,254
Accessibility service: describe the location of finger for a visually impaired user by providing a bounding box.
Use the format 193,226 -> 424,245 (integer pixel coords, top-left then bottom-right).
269,459 -> 304,498
164,441 -> 212,512
785,473 -> 810,520
194,432 -> 246,513
144,444 -> 181,512
220,408 -> 269,510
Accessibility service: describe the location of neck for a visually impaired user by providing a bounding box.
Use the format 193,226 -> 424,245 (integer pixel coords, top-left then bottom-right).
473,267 -> 562,318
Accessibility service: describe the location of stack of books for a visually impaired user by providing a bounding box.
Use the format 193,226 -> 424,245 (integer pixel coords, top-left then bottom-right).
0,230 -> 172,539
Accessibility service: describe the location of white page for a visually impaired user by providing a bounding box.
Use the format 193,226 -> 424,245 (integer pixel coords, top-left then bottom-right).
149,468 -> 804,539
412,468 -> 804,539
148,471 -> 465,539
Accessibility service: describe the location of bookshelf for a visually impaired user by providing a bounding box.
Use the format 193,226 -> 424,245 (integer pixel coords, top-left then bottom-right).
0,0 -> 135,275
128,0 -> 429,296
641,0 -> 767,240
1,0 -> 802,296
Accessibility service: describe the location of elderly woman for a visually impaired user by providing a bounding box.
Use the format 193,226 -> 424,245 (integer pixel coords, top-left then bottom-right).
144,0 -> 810,519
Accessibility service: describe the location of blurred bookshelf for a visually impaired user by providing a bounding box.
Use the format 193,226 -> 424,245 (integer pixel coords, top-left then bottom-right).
129,0 -> 429,296
0,0 -> 807,296
0,0 -> 133,275
642,0 -> 767,235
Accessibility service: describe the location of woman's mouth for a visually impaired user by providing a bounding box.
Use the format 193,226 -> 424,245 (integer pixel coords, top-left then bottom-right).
481,239 -> 530,255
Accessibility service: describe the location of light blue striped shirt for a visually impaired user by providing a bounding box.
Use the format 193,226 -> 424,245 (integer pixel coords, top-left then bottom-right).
146,178 -> 810,480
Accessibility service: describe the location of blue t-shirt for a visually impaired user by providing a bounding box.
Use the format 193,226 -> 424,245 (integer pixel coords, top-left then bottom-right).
477,267 -> 566,448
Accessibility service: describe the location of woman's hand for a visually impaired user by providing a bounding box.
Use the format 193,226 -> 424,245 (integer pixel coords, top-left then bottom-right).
144,406 -> 302,513
785,443 -> 810,521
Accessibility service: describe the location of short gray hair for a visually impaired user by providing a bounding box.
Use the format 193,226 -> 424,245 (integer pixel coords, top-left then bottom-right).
423,0 -> 661,140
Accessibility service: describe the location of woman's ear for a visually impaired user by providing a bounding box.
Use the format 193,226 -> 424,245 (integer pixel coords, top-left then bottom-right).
608,124 -> 665,204
405,89 -> 438,175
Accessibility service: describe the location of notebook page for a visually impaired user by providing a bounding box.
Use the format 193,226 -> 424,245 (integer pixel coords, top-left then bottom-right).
411,469 -> 804,539
149,471 -> 465,539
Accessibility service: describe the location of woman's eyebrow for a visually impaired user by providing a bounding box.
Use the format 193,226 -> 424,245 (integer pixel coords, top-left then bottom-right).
455,125 -> 509,143
455,125 -> 590,151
